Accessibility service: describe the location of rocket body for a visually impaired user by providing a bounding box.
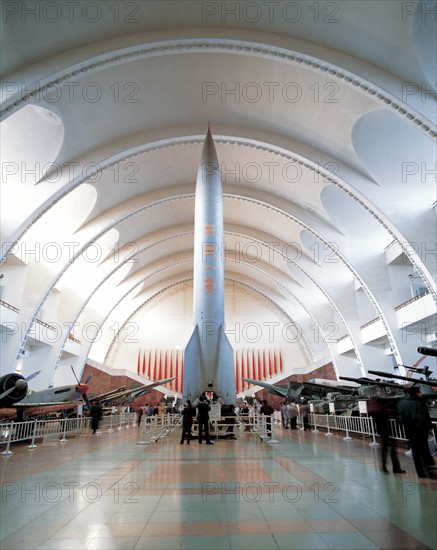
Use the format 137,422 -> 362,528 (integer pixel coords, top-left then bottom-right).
183,128 -> 236,405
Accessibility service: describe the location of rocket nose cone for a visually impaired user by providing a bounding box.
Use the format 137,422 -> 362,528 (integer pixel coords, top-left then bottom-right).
200,126 -> 218,166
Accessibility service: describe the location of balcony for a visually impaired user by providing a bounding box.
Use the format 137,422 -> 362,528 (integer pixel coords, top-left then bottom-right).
336,334 -> 354,354
395,290 -> 436,327
360,317 -> 385,344
0,300 -> 19,326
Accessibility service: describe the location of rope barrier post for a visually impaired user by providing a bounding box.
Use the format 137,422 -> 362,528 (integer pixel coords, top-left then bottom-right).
118,413 -> 123,431
60,418 -> 68,443
137,416 -> 151,446
27,419 -> 38,450
108,412 -> 114,433
312,411 -> 319,433
0,423 -> 14,457
343,416 -> 352,441
325,414 -> 333,437
369,417 -> 380,447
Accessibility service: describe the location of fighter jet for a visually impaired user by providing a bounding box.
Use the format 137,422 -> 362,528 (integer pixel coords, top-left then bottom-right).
0,369 -> 175,420
0,374 -> 91,420
88,378 -> 176,406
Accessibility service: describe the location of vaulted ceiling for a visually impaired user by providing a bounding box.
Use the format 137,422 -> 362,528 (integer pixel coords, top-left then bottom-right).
1,1 -> 436,390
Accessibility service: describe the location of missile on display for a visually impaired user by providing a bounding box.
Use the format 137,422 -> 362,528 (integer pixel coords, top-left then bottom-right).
183,125 -> 236,405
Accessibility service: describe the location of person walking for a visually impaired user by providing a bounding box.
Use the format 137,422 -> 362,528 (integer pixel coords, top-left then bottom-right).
137,407 -> 143,427
299,400 -> 310,431
281,401 -> 289,429
287,401 -> 298,429
397,386 -> 436,478
180,400 -> 196,445
90,403 -> 103,435
196,396 -> 214,444
370,399 -> 405,474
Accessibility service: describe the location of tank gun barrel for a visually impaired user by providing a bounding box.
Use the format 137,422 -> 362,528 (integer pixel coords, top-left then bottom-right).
339,376 -> 403,389
417,346 -> 437,357
368,370 -> 437,388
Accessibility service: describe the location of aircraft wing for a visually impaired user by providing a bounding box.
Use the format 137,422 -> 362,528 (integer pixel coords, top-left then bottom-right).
242,378 -> 304,399
87,386 -> 127,403
91,378 -> 176,405
13,401 -> 78,408
0,400 -> 83,420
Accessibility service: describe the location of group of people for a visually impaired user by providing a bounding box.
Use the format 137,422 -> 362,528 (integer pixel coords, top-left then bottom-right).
395,385 -> 436,478
180,396 -> 214,445
137,402 -> 165,426
143,386 -> 436,480
364,385 -> 436,478
279,400 -> 311,431
280,400 -> 299,430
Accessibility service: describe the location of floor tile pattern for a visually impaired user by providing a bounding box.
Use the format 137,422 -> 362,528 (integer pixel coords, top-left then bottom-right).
1,424 -> 436,549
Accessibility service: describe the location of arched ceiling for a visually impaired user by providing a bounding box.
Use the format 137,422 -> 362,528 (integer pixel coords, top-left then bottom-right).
1,0 -> 436,389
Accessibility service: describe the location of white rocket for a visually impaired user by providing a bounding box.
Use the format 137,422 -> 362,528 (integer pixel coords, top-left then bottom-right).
183,125 -> 236,405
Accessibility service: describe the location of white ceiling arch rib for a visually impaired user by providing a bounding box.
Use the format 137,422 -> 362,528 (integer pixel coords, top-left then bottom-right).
2,33 -> 435,133
5,130 -> 434,289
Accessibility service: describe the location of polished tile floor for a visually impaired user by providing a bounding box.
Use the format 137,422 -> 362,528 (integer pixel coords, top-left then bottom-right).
1,422 -> 436,549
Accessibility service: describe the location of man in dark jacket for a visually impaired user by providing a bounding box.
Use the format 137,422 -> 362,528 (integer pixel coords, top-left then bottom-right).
91,403 -> 103,435
196,396 -> 213,444
397,386 -> 435,478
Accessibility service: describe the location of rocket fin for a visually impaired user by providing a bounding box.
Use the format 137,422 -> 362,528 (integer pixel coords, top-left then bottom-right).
217,324 -> 236,405
183,324 -> 236,404
182,325 -> 203,402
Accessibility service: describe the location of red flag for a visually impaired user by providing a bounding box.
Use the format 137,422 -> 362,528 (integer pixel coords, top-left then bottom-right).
180,354 -> 184,393
151,350 -> 155,380
156,351 -> 161,380
141,351 -> 145,376
147,350 -> 152,379
173,350 -> 178,391
243,349 -> 248,391
235,351 -> 239,394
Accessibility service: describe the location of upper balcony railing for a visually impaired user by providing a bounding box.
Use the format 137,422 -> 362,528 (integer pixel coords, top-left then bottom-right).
360,317 -> 380,330
0,299 -> 19,312
395,289 -> 430,311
